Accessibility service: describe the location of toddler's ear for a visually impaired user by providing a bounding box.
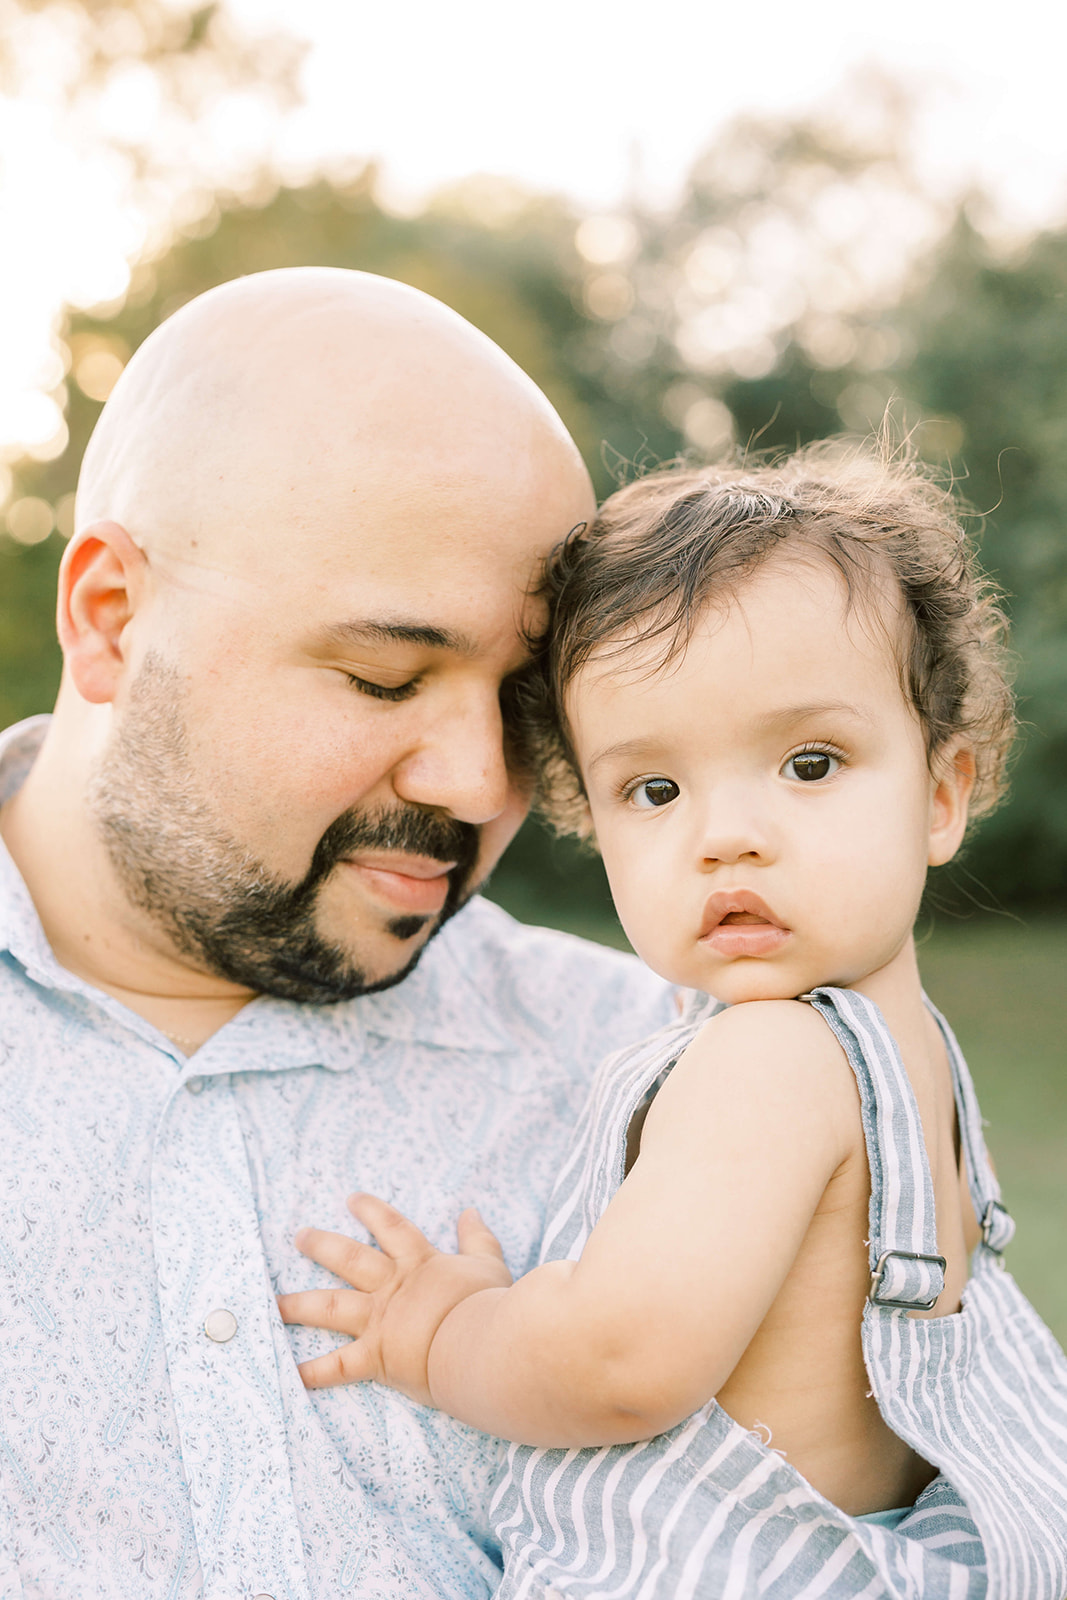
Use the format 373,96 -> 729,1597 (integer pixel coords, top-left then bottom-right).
928,741 -> 976,866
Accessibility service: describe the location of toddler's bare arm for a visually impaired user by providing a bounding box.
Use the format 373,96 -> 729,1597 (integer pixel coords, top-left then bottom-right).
279,1000 -> 859,1446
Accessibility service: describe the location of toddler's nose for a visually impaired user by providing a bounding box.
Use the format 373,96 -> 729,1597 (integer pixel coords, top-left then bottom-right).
697,787 -> 774,866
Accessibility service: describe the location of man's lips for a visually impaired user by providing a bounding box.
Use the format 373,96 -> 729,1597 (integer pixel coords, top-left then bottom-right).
342,852 -> 459,916
698,889 -> 791,958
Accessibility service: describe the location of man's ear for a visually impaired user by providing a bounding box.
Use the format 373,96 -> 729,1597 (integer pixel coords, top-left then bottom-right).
57,521 -> 150,705
928,741 -> 977,867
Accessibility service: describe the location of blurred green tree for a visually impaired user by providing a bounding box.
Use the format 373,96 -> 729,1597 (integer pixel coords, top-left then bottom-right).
892,217 -> 1067,906
1,169 -> 635,923
636,192 -> 1067,909
0,0 -> 304,720
2,80 -> 1064,912
585,93 -> 1066,910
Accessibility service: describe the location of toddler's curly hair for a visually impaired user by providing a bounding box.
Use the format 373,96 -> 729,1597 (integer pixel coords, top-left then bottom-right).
515,441 -> 1015,839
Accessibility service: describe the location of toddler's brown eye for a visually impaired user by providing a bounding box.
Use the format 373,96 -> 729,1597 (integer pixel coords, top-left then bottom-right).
785,751 -> 837,782
632,777 -> 680,809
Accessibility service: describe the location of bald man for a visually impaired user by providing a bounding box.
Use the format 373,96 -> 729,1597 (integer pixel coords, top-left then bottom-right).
0,270 -> 671,1598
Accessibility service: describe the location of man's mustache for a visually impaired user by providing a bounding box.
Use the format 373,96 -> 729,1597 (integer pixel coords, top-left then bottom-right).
300,804 -> 481,904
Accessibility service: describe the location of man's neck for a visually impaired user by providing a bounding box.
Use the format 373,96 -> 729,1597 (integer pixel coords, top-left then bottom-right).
0,727 -> 253,1051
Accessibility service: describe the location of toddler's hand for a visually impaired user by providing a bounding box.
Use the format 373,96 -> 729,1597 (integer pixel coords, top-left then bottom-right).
277,1193 -> 512,1404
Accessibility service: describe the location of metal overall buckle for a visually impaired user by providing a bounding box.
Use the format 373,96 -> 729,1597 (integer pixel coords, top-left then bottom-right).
980,1199 -> 1013,1253
868,1248 -> 947,1311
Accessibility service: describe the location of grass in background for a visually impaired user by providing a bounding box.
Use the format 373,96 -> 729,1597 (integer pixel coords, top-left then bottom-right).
486,867 -> 1067,1346
916,916 -> 1067,1345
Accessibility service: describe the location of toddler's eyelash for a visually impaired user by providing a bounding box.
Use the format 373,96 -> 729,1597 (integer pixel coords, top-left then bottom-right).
617,775 -> 651,801
618,775 -> 675,804
783,741 -> 847,765
346,675 -> 419,702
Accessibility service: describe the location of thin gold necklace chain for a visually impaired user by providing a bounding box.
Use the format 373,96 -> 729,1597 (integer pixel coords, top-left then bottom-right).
163,1030 -> 203,1051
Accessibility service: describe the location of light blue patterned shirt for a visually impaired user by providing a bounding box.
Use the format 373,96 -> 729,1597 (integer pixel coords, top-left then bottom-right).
0,717 -> 674,1600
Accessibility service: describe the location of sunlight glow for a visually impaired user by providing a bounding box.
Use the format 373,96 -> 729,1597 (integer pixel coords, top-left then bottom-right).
1,0 -> 1066,477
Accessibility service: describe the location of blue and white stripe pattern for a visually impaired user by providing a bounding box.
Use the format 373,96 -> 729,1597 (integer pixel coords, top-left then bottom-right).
491,987 -> 1067,1599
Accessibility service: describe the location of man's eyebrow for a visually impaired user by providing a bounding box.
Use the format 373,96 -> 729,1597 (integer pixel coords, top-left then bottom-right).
319,619 -> 479,655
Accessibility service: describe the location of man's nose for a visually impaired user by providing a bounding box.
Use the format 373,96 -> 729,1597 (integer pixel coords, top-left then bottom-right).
392,693 -> 511,825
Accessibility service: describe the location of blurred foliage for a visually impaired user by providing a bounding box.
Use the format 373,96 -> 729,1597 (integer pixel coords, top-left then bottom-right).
0,0 -> 303,119
898,219 -> 1067,906
2,79 -> 1066,908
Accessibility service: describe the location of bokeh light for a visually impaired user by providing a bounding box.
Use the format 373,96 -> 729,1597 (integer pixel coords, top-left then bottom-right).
7,496 -> 55,545
2,0 -> 1067,467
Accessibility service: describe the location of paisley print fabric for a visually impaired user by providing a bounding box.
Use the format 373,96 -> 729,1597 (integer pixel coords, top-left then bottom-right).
0,717 -> 674,1599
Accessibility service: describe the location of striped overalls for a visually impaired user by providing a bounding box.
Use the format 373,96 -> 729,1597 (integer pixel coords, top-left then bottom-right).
491,988 -> 1067,1599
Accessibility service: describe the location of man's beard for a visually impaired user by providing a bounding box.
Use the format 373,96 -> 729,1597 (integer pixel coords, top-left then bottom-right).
89,655 -> 481,1003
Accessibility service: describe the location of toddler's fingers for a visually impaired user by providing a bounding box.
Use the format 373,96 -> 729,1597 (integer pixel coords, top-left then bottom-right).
347,1192 -> 432,1260
294,1226 -> 392,1290
456,1206 -> 508,1264
298,1339 -> 379,1390
277,1287 -> 372,1337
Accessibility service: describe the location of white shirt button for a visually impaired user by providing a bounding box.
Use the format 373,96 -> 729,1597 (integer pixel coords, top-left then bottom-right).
185,1076 -> 205,1094
204,1308 -> 238,1343
252,1593 -> 275,1599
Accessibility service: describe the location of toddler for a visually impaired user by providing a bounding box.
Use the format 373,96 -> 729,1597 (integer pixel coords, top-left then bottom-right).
279,446 -> 1067,1599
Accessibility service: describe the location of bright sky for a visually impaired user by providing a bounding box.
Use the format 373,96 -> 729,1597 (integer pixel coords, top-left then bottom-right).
2,0 -> 1066,512
261,0 -> 1067,226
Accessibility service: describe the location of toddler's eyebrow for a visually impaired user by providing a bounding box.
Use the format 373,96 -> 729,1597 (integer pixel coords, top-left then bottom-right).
753,701 -> 871,730
587,704 -> 871,774
586,738 -> 663,775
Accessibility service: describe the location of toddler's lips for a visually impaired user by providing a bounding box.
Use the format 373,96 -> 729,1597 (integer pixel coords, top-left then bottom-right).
699,890 -> 791,959
342,852 -> 458,916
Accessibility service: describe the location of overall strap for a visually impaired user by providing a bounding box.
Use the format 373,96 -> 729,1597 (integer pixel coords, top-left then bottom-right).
800,987 -> 947,1312
924,995 -> 1016,1255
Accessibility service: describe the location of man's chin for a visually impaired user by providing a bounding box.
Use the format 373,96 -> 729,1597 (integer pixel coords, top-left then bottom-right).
362,877 -> 486,985
198,871 -> 482,1007
297,883 -> 478,1003
250,939 -> 425,1005
340,920 -> 439,997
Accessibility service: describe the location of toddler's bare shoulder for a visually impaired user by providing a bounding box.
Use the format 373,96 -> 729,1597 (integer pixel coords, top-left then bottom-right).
681,998 -> 855,1096
646,1000 -> 860,1165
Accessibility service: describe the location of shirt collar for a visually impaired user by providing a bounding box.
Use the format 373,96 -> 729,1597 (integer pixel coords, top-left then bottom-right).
0,716 -> 516,1066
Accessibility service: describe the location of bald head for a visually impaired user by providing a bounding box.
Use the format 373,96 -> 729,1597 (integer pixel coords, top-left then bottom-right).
77,266 -> 589,570
36,268 -> 594,1004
